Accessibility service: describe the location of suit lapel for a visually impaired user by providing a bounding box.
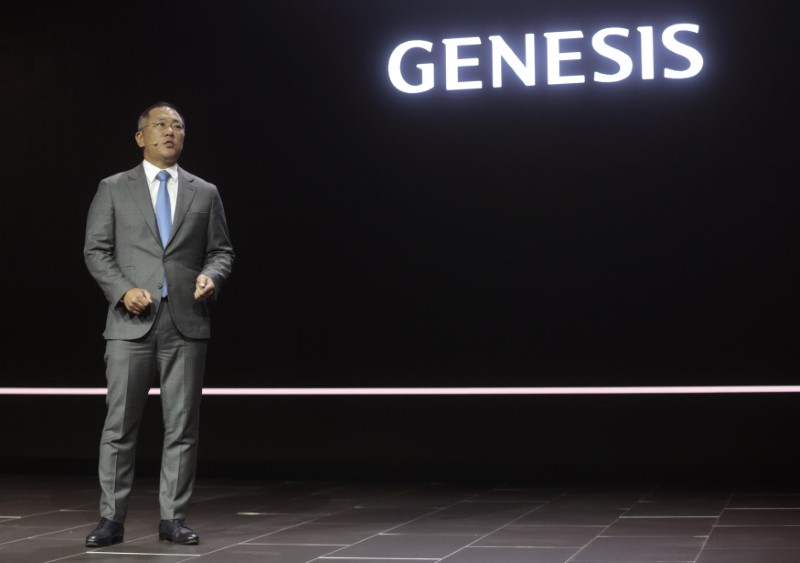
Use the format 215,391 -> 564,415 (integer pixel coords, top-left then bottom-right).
126,165 -> 161,246
170,166 -> 197,245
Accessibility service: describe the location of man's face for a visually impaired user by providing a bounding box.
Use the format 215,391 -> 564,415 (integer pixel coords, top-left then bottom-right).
135,106 -> 185,167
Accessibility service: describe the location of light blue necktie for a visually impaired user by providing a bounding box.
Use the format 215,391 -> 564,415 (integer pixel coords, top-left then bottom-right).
155,170 -> 172,297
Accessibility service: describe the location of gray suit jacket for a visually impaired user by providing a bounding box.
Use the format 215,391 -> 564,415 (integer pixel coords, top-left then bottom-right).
84,163 -> 235,340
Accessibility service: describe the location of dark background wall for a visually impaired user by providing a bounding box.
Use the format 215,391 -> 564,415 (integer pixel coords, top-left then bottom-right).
1,0 -> 796,478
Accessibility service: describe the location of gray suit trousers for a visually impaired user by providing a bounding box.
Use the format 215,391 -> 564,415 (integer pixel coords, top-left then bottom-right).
99,300 -> 207,522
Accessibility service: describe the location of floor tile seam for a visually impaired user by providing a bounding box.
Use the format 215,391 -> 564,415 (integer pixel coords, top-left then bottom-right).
17,536 -> 94,542
377,531 -> 487,537
713,523 -> 800,527
637,482 -> 667,503
212,511 -> 380,529
355,489 -> 490,510
467,501 -> 553,536
193,484 -> 267,490
618,516 -> 719,520
639,506 -> 730,512
234,510 -> 334,516
560,488 -> 653,563
0,520 -> 32,529
306,483 -> 444,503
373,496 -> 490,533
688,491 -> 726,563
317,557 -> 441,561
0,508 -> 82,521
240,485 -> 455,520
37,543 -> 199,563
303,497 -> 494,561
277,504 -> 444,527
205,514 -> 337,544
403,499 -> 551,542
266,483 -> 369,505
236,503 -> 343,515
735,492 -> 800,496
187,503 -> 339,530
151,521 -> 347,563
459,498 -> 552,504
189,492 -> 259,504
725,507 -> 800,510
83,518 -> 329,555
503,524 -> 608,527
461,545 -> 584,550
393,509 -> 550,526
0,521 -> 96,546
0,535 -> 35,547
701,546 -> 800,550
417,502 -> 559,561
242,541 -> 350,546
596,534 -> 712,538
545,487 -> 577,504
465,500 -> 555,506
89,550 -> 201,557
727,505 -> 800,510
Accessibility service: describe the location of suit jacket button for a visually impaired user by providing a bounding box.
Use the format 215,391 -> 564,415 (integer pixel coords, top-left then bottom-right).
157,282 -> 163,289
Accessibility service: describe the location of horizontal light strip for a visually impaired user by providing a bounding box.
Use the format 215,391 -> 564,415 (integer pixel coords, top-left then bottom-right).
0,386 -> 799,396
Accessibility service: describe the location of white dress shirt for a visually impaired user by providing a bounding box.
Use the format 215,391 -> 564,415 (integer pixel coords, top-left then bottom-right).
142,160 -> 178,222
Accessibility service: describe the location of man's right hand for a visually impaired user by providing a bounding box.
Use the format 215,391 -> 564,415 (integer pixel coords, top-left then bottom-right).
123,288 -> 153,315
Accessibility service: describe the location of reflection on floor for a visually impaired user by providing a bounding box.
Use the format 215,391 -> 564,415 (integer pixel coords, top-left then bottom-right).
1,471 -> 798,563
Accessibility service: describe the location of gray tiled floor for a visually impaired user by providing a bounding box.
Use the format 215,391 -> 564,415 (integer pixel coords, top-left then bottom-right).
0,473 -> 798,563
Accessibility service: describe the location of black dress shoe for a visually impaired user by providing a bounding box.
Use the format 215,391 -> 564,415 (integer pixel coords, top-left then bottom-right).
158,519 -> 199,544
85,517 -> 124,547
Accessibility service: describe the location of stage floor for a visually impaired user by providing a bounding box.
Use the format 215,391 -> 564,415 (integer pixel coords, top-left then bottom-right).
1,471 -> 798,562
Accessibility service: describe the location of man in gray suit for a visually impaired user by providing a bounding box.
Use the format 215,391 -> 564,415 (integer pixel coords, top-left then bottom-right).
83,101 -> 234,547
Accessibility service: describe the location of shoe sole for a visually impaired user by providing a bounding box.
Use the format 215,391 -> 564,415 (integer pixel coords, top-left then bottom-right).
159,533 -> 199,545
85,536 -> 123,547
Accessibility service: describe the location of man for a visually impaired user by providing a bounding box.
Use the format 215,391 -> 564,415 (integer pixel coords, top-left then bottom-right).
83,102 -> 234,547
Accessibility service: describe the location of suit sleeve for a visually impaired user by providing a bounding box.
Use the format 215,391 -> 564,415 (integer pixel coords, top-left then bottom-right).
84,180 -> 134,305
200,186 -> 235,297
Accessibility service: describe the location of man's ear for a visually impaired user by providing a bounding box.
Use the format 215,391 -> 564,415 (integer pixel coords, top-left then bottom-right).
134,130 -> 144,148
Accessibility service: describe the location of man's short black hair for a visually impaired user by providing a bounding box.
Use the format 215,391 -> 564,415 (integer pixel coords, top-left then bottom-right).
137,101 -> 185,131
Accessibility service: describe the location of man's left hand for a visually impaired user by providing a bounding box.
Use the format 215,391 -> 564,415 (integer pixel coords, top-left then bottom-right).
194,274 -> 215,301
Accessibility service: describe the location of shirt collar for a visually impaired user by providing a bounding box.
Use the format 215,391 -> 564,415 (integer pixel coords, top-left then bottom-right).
142,160 -> 179,183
